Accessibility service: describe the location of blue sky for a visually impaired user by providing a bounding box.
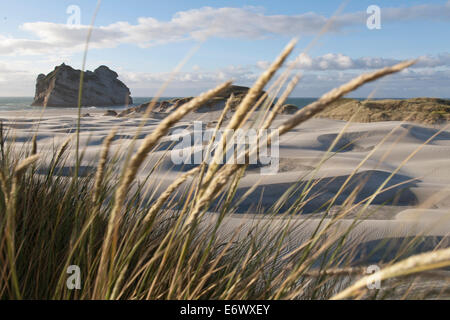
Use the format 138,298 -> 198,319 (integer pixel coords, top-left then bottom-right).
0,0 -> 449,97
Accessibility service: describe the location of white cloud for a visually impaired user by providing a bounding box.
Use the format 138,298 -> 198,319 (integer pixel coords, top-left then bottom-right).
1,54 -> 449,97
255,52 -> 450,71
1,3 -> 450,56
301,68 -> 450,98
118,54 -> 450,97
121,64 -> 259,87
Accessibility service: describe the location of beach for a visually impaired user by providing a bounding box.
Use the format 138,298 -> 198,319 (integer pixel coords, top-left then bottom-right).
2,107 -> 449,242
2,0 -> 450,304
1,93 -> 449,299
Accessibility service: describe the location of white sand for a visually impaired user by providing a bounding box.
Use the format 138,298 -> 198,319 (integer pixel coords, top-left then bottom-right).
1,107 -> 450,252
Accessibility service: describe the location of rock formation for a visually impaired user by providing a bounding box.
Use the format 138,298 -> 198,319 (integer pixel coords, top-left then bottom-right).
104,110 -> 118,116
279,104 -> 298,114
117,85 -> 266,117
32,63 -> 132,107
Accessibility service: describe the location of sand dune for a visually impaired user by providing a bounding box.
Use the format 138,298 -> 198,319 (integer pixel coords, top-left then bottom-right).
1,108 -> 450,250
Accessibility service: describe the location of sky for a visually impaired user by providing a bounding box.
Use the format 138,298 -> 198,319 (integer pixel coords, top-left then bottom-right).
0,0 -> 449,97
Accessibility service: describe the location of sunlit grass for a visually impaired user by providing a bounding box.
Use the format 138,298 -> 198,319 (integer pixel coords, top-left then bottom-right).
0,37 -> 448,300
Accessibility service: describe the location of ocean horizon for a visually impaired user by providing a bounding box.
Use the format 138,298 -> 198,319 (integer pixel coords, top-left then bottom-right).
0,96 -> 441,112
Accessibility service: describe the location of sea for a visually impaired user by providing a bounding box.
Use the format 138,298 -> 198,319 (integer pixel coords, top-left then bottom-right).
0,97 -> 408,112
0,97 -> 319,112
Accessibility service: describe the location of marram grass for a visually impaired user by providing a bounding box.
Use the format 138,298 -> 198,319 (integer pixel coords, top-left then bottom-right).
0,40 -> 448,300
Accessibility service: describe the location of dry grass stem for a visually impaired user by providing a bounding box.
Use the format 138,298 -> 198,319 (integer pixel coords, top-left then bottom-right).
202,39 -> 297,190
277,60 -> 416,135
144,166 -> 200,223
191,60 -> 416,224
332,247 -> 450,300
93,128 -> 117,203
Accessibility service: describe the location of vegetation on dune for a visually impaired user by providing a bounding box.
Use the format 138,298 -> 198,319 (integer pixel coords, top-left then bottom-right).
314,97 -> 450,124
0,39 -> 449,301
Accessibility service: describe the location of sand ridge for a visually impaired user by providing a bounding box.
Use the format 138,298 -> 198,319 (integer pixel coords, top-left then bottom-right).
1,108 -> 450,241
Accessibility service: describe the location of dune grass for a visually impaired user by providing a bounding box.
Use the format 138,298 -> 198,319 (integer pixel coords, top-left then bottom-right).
0,38 -> 449,300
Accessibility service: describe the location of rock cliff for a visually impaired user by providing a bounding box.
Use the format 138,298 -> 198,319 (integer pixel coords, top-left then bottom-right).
32,63 -> 132,107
